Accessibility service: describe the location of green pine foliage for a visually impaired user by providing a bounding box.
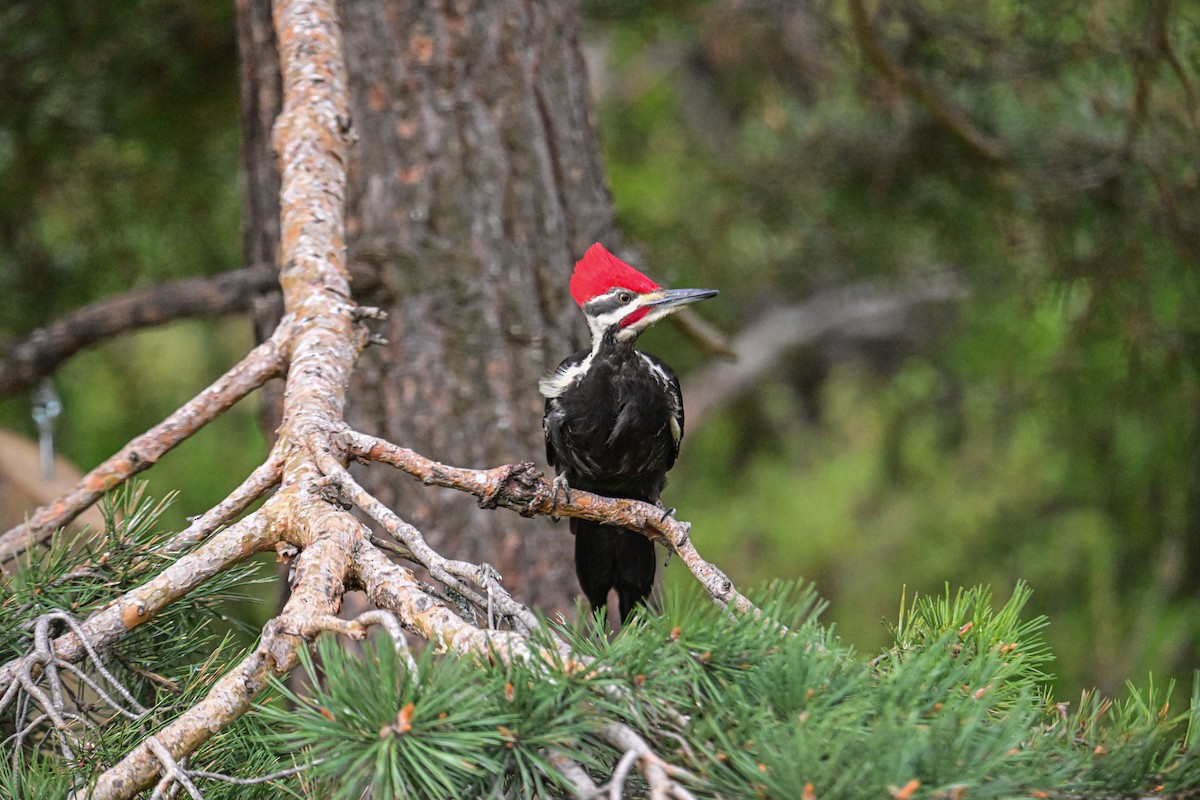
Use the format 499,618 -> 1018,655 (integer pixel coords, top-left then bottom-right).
3,498 -> 1198,798
0,483 -> 275,797
250,581 -> 1199,799
597,0 -> 1200,697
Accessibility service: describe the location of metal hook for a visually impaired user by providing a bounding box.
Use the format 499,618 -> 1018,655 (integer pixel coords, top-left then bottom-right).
31,379 -> 62,481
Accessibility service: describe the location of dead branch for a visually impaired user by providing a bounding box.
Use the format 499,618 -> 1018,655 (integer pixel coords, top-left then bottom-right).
354,540 -> 541,662
600,722 -> 699,800
79,493 -> 361,799
146,736 -> 205,800
682,273 -> 965,430
341,430 -> 764,618
76,0 -> 361,792
0,264 -> 278,399
311,609 -> 418,675
0,325 -> 290,564
0,511 -> 274,694
671,307 -> 736,359
848,0 -> 1007,162
162,447 -> 283,554
550,750 -> 604,798
0,260 -> 384,401
317,450 -> 542,634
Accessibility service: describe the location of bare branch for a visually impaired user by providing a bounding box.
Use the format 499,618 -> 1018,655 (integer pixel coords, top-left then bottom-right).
185,760 -> 319,787
671,307 -> 736,359
78,0 -> 362,793
0,255 -> 387,403
0,264 -> 279,399
682,274 -> 965,430
316,449 -> 542,634
600,723 -> 698,800
162,446 -> 283,554
608,748 -> 640,800
354,542 -> 543,662
146,736 -> 206,800
308,609 -> 418,676
0,326 -> 290,564
549,750 -> 603,799
4,0 -> 768,795
0,511 -> 274,693
343,431 -> 766,619
78,508 -> 357,800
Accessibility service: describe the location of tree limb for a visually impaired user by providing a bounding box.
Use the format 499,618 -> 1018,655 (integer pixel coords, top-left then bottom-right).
682,273 -> 965,430
0,257 -> 387,402
161,446 -> 283,554
341,430 -> 765,619
6,1 -> 764,795
0,510 -> 274,694
0,264 -> 278,399
78,1 -> 361,794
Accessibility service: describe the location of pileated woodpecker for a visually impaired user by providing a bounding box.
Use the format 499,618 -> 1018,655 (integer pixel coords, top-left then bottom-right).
541,243 -> 718,623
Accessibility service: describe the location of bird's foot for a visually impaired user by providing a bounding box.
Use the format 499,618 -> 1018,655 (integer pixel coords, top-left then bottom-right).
654,500 -> 676,524
550,474 -> 572,519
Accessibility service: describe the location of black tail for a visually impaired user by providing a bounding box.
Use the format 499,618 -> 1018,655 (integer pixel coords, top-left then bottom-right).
571,518 -> 655,623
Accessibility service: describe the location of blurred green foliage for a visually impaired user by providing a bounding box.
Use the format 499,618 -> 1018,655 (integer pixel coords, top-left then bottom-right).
2,0 -> 1198,703
0,0 -> 263,531
596,0 -> 1200,696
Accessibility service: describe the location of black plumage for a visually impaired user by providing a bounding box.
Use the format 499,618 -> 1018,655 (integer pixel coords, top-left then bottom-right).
543,334 -> 684,623
542,243 -> 715,624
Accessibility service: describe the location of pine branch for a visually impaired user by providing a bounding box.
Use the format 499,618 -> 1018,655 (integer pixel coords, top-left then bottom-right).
6,2 -> 1199,794
0,0 -> 766,793
0,511 -> 274,694
341,430 -> 765,620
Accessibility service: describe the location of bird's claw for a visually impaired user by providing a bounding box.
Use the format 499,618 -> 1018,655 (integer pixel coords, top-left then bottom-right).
655,502 -> 676,523
550,474 -> 572,518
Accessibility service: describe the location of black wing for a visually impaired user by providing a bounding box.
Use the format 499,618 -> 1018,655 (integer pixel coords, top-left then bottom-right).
640,351 -> 685,469
542,348 -> 590,470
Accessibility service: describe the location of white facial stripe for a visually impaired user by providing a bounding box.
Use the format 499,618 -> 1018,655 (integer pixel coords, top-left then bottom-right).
588,305 -> 638,337
583,288 -> 654,339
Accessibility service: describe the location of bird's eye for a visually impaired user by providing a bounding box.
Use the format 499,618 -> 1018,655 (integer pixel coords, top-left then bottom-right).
617,292 -> 633,304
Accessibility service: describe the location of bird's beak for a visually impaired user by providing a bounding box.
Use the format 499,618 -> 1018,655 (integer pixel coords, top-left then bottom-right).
617,287 -> 719,338
642,287 -> 720,312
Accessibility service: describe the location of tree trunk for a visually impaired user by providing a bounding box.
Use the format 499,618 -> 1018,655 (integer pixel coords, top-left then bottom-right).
238,0 -> 617,613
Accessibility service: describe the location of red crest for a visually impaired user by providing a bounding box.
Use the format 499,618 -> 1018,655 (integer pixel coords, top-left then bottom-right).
569,243 -> 660,307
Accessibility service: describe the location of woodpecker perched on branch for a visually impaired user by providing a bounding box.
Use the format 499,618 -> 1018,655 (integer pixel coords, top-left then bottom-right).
542,243 -> 718,623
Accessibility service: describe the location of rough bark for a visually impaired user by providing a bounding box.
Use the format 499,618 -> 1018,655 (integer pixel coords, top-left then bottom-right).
239,0 -> 617,612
